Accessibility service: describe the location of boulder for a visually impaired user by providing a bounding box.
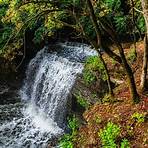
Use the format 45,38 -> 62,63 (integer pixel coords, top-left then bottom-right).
71,74 -> 108,108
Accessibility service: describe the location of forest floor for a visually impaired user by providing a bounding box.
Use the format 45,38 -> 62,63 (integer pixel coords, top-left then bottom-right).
74,41 -> 148,148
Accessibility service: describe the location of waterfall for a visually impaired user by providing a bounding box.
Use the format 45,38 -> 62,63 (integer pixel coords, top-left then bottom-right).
0,42 -> 97,148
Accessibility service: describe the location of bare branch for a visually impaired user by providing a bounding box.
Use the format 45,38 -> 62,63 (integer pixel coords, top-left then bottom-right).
134,7 -> 143,14
15,31 -> 26,70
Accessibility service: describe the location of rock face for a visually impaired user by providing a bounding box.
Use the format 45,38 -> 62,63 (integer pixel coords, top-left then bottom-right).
0,86 -> 21,105
0,73 -> 22,105
71,74 -> 108,106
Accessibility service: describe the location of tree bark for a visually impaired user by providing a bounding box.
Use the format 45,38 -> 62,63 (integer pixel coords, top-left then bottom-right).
116,43 -> 140,103
99,54 -> 114,98
86,0 -> 114,98
87,0 -> 140,103
140,34 -> 148,91
86,0 -> 122,64
140,0 -> 148,91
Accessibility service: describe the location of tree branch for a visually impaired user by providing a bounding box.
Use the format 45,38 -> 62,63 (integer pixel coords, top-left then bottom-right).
133,7 -> 143,14
86,0 -> 122,63
2,9 -> 61,51
20,0 -> 54,8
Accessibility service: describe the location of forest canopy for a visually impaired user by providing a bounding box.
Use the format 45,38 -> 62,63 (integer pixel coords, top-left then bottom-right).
0,0 -> 145,61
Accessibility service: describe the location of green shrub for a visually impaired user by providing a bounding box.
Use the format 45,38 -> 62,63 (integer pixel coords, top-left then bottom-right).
99,122 -> 120,148
99,122 -> 131,148
68,116 -> 79,132
59,134 -> 74,148
75,92 -> 89,109
120,139 -> 130,148
83,69 -> 96,85
127,48 -> 137,63
131,112 -> 145,124
83,56 -> 107,85
59,116 -> 79,148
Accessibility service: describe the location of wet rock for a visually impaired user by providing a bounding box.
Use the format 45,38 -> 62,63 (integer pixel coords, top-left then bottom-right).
71,74 -> 108,106
0,89 -> 21,105
47,136 -> 59,148
0,73 -> 23,105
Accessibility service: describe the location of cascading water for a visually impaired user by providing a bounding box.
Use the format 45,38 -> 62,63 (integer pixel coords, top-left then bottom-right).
0,42 -> 97,148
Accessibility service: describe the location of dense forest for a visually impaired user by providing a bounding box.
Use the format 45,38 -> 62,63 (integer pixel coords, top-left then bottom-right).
0,0 -> 148,148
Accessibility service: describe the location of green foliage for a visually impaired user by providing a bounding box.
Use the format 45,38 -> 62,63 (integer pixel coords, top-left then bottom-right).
60,0 -> 80,8
99,122 -> 120,148
0,0 -> 63,59
79,16 -> 96,39
99,122 -> 131,148
85,56 -> 104,71
34,26 -> 48,44
114,15 -> 128,33
83,56 -> 107,85
68,116 -> 79,132
60,137 -> 73,148
59,116 -> 79,148
131,112 -> 145,124
83,69 -> 96,85
101,0 -> 145,34
127,48 -> 137,63
120,139 -> 130,148
104,0 -> 121,10
75,92 -> 89,109
137,16 -> 145,33
0,0 -> 146,61
95,115 -> 102,124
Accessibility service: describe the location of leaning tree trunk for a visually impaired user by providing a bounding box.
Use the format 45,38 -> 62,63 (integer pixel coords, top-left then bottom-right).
86,0 -> 122,64
86,0 -> 140,103
140,0 -> 148,91
116,43 -> 140,103
99,53 -> 114,98
86,0 -> 114,98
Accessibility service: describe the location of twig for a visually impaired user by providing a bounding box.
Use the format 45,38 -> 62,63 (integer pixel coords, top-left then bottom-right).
133,7 -> 143,14
15,32 -> 26,70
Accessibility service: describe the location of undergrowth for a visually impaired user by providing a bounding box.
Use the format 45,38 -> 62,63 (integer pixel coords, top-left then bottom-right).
75,92 -> 90,109
59,116 -> 80,148
131,112 -> 145,124
83,56 -> 107,85
99,122 -> 130,148
127,48 -> 137,63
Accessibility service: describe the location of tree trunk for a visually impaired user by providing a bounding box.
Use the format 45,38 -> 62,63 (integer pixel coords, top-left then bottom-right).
87,0 -> 140,103
99,54 -> 114,98
99,17 -> 140,103
116,43 -> 140,103
140,0 -> 148,91
86,0 -> 122,64
140,34 -> 148,91
86,0 -> 114,98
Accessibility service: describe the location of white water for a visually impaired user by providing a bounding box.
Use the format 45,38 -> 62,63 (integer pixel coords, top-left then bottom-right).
0,42 -> 97,148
